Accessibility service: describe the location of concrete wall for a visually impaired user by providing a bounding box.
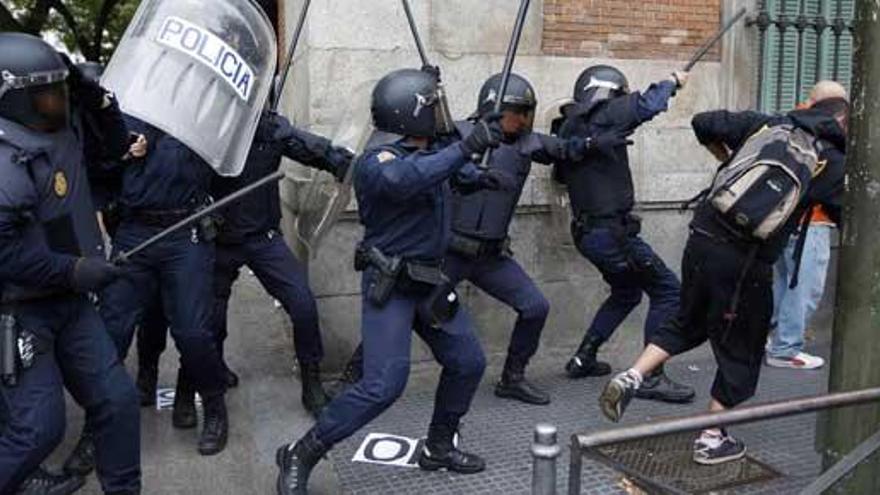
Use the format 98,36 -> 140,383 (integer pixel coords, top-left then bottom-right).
277,0 -> 761,370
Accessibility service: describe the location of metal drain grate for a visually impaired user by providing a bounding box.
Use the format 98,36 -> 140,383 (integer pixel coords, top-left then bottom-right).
590,432 -> 782,494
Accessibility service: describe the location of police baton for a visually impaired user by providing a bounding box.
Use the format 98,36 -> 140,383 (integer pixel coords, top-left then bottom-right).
273,0 -> 311,111
683,7 -> 747,71
477,0 -> 531,170
400,0 -> 456,135
114,170 -> 286,263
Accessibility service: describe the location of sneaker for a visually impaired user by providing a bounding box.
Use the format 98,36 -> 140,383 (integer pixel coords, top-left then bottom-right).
635,369 -> 696,403
693,430 -> 746,465
766,352 -> 825,370
598,370 -> 641,422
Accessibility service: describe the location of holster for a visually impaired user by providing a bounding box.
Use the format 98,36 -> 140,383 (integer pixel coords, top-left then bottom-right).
0,313 -> 36,387
356,246 -> 403,307
448,233 -> 510,260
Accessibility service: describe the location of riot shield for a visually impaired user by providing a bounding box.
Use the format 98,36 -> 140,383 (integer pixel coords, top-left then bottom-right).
102,0 -> 277,177
540,97 -> 576,246
287,79 -> 377,258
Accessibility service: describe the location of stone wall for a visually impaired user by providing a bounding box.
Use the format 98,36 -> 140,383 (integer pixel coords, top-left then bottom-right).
277,0 -> 760,370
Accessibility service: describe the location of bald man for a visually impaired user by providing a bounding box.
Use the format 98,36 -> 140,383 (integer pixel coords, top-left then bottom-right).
768,80 -> 848,370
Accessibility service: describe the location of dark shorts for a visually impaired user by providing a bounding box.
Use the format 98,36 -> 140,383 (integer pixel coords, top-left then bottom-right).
649,233 -> 773,408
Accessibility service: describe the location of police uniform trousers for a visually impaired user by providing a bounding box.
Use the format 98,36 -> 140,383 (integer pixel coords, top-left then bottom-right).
211,231 -> 323,364
135,297 -> 169,370
443,251 -> 549,369
0,296 -> 140,494
575,226 -> 681,344
649,233 -> 773,408
100,221 -> 226,397
313,271 -> 486,445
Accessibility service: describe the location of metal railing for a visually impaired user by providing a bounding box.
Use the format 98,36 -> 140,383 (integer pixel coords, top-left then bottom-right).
529,387 -> 880,494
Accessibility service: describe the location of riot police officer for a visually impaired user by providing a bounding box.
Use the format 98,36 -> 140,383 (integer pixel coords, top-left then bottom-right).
95,115 -> 230,456
556,65 -> 695,404
0,33 -> 140,494
445,72 -> 632,405
275,67 -> 505,494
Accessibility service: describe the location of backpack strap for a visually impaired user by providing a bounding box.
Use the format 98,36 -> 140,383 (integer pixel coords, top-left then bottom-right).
787,203 -> 815,290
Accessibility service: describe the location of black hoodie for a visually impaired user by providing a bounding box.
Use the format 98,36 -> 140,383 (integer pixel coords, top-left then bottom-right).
689,106 -> 847,262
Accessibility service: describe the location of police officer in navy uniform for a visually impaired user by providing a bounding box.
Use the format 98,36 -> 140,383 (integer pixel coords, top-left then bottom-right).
0,33 -> 140,494
275,67 -> 507,494
557,65 -> 695,404
94,114 -> 230,456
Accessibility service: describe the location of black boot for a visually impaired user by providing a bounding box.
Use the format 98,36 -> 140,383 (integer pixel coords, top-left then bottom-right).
328,346 -> 363,399
300,362 -> 330,417
634,366 -> 695,403
275,429 -> 328,495
494,358 -> 550,405
418,423 -> 485,474
172,370 -> 197,429
62,430 -> 95,476
198,394 -> 228,456
565,334 -> 612,378
136,361 -> 158,408
16,466 -> 84,495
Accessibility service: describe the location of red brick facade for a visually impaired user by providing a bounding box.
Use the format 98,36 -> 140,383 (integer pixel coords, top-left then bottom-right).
543,0 -> 723,61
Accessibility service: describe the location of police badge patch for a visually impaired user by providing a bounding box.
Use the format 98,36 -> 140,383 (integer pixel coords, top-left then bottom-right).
53,171 -> 68,197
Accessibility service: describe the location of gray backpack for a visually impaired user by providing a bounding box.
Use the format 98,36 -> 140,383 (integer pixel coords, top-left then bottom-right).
708,124 -> 824,240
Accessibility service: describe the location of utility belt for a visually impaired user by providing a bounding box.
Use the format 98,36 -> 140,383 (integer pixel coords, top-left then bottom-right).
354,246 -> 460,328
124,203 -> 220,242
0,309 -> 39,388
572,212 -> 642,240
448,233 -> 510,260
218,227 -> 279,246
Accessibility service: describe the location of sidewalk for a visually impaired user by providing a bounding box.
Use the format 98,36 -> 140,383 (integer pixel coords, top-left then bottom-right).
50,269 -> 833,494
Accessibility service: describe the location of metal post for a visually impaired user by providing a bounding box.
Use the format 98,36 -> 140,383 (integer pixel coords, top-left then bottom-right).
823,0 -> 880,492
531,424 -> 559,495
776,1 -> 789,111
567,436 -> 582,495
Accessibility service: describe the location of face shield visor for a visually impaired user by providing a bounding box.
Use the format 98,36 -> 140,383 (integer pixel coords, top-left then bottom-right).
0,68 -> 70,132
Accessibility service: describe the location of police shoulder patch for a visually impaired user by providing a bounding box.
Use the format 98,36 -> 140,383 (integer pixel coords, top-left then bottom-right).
53,171 -> 68,198
376,151 -> 397,164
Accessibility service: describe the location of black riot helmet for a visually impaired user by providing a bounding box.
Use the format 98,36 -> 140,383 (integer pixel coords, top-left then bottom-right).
371,68 -> 441,138
77,62 -> 104,82
573,65 -> 629,105
473,72 -> 537,118
0,32 -> 70,132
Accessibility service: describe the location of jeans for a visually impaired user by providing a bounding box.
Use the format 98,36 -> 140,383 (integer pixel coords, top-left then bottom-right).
769,225 -> 832,358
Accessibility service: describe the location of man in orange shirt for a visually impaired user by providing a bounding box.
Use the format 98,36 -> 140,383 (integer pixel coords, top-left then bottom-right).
767,81 -> 847,369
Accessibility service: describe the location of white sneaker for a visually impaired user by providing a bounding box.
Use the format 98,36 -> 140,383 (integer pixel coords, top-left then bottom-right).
766,352 -> 825,369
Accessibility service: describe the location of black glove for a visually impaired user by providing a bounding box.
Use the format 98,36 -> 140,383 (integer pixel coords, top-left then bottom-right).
477,169 -> 516,191
60,53 -> 111,111
586,129 -> 633,155
459,112 -> 503,158
328,147 -> 356,182
70,257 -> 124,293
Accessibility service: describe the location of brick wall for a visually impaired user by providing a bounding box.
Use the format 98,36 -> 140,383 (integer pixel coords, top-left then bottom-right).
543,0 -> 723,61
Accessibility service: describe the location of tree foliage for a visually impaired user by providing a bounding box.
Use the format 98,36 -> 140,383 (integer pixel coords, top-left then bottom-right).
0,0 -> 139,62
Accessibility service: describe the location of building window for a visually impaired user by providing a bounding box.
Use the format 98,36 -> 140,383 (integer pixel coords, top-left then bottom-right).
753,0 -> 855,112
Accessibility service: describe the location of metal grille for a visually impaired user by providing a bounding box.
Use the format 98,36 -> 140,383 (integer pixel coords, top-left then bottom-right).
750,0 -> 855,112
588,432 -> 782,494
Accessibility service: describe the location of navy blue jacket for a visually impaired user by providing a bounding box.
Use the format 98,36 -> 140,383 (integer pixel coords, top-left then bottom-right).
355,139 -> 481,262
117,116 -> 215,212
557,79 -> 678,219
212,111 -> 349,243
0,101 -> 127,300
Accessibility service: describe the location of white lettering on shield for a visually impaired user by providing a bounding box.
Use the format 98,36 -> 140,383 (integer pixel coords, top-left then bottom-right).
155,16 -> 255,102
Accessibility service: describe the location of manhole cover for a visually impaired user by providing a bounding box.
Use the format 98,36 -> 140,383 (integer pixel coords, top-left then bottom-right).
591,432 -> 782,494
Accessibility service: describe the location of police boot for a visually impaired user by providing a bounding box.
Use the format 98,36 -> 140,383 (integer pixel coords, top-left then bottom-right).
62,430 -> 95,476
418,423 -> 486,474
198,394 -> 228,456
275,428 -> 328,495
136,360 -> 158,407
16,466 -> 84,495
172,370 -> 197,429
300,362 -> 330,418
494,357 -> 550,405
634,366 -> 696,404
565,334 -> 612,378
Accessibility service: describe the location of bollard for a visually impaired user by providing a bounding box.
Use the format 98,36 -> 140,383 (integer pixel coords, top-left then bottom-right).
532,423 -> 560,495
